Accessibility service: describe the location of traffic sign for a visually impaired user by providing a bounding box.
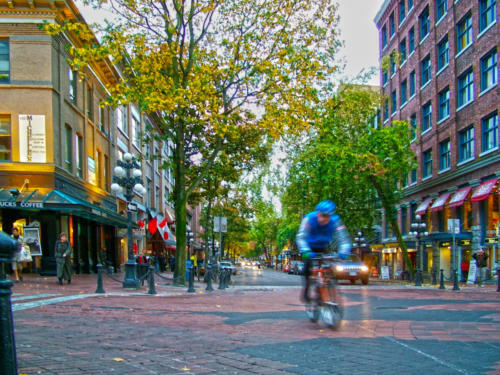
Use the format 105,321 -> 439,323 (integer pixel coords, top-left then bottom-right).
127,203 -> 137,212
448,218 -> 460,234
214,216 -> 227,233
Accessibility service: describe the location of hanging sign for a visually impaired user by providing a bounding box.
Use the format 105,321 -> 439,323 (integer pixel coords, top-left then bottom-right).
19,115 -> 46,163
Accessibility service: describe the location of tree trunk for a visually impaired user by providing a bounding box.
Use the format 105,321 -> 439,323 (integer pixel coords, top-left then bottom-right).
370,176 -> 415,277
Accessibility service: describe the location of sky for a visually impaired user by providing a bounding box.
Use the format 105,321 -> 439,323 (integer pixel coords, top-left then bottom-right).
77,0 -> 386,85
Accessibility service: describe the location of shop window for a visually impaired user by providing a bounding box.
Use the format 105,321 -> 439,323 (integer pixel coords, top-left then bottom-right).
0,115 -> 11,161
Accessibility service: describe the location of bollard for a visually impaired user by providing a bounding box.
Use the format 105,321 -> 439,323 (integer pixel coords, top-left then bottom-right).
415,269 -> 422,287
206,264 -> 214,291
148,265 -> 157,295
218,268 -> 225,290
95,263 -> 105,294
452,268 -> 460,291
431,269 -> 437,285
497,268 -> 500,293
439,269 -> 445,289
187,264 -> 195,293
226,269 -> 231,288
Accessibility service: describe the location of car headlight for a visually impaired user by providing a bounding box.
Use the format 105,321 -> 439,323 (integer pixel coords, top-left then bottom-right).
335,265 -> 344,272
360,265 -> 369,272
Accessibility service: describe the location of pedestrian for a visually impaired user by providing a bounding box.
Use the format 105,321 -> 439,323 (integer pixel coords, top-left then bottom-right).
55,233 -> 73,285
159,252 -> 166,272
10,227 -> 26,282
472,248 -> 488,287
460,259 -> 469,282
169,256 -> 175,272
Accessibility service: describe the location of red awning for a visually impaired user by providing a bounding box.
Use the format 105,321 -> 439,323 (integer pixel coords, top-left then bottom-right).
430,192 -> 451,212
471,178 -> 498,202
448,186 -> 472,208
415,197 -> 433,215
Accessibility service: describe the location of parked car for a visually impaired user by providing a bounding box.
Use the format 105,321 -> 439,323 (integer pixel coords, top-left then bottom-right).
331,254 -> 370,285
296,261 -> 305,275
219,261 -> 237,275
288,261 -> 300,274
283,263 -> 290,273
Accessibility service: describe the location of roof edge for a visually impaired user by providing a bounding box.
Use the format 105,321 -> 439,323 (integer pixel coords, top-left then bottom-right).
374,0 -> 391,26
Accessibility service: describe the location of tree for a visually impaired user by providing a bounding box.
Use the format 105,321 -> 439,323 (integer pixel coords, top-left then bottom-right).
44,0 -> 341,284
279,84 -> 416,274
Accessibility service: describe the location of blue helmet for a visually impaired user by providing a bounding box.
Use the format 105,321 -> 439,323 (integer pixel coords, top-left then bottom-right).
316,200 -> 336,216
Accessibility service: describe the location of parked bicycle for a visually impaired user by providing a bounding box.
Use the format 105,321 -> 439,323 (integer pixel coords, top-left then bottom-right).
305,255 -> 343,330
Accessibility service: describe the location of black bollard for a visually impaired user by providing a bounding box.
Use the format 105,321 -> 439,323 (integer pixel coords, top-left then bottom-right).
496,268 -> 500,293
187,264 -> 195,293
95,263 -> 105,294
148,265 -> 157,295
415,269 -> 422,286
218,268 -> 225,290
431,269 -> 437,285
206,264 -> 214,291
0,232 -> 20,375
452,268 -> 460,291
439,269 -> 445,289
226,269 -> 231,288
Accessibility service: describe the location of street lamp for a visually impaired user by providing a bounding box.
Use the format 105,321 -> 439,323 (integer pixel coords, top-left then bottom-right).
111,152 -> 146,288
353,231 -> 367,257
410,214 -> 428,286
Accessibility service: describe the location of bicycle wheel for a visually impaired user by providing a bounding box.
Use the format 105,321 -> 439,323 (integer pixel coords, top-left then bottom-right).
305,301 -> 319,322
320,281 -> 343,330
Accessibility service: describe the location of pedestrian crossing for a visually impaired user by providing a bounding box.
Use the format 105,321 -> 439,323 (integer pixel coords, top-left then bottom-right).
11,293 -> 95,311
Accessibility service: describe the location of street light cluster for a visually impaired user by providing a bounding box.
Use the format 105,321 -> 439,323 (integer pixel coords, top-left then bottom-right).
410,214 -> 428,286
353,231 -> 367,250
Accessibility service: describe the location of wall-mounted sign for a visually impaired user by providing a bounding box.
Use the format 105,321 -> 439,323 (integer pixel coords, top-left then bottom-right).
485,238 -> 497,244
0,201 -> 43,209
460,240 -> 471,246
88,156 -> 96,185
19,115 -> 46,163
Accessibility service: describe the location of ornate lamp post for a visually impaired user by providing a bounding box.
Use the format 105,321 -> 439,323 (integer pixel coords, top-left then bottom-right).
410,214 -> 428,286
353,231 -> 367,257
111,152 -> 146,289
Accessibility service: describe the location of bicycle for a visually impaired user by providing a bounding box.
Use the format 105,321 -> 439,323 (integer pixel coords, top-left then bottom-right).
305,255 -> 344,330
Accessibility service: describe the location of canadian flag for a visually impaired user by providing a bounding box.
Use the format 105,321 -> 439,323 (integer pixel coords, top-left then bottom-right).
159,218 -> 168,228
148,217 -> 158,235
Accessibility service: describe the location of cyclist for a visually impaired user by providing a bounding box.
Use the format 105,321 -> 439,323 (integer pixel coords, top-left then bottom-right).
296,200 -> 352,302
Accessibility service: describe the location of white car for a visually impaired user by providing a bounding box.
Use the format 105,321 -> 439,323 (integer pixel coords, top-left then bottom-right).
219,261 -> 237,275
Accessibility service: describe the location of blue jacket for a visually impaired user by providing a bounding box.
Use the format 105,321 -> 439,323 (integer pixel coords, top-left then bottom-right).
296,211 -> 351,254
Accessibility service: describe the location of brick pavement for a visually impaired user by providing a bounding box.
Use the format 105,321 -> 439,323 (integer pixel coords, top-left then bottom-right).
8,272 -> 500,375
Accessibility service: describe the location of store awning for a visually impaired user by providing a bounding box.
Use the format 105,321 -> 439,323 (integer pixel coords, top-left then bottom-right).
430,192 -> 451,212
448,186 -> 472,208
164,205 -> 175,224
0,189 -> 129,228
415,197 -> 433,215
149,210 -> 176,246
471,178 -> 498,202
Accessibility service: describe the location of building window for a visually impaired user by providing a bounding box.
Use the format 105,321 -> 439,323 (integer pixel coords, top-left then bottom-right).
65,126 -> 73,172
459,126 -> 474,162
411,167 -> 417,183
383,98 -> 389,121
401,206 -> 408,234
439,139 -> 450,170
115,106 -> 128,136
399,0 -> 406,23
0,115 -> 11,161
409,27 -> 415,53
480,48 -> 497,92
399,38 -> 407,62
422,101 -> 432,132
410,70 -> 416,96
408,0 -> 413,11
391,90 -> 397,114
410,112 -> 417,139
104,155 -> 109,190
456,12 -> 472,53
438,87 -> 450,121
421,54 -> 431,86
96,150 -> 103,188
479,0 -> 496,32
0,40 -> 10,83
390,52 -> 397,76
87,86 -> 93,120
400,79 -> 408,104
382,25 -> 388,48
383,69 -> 388,85
423,149 -> 432,178
68,69 -> 77,104
75,134 -> 83,178
436,0 -> 447,21
390,12 -> 396,37
419,6 -> 430,41
131,107 -> 141,148
482,111 -> 498,152
437,35 -> 449,71
457,69 -> 474,108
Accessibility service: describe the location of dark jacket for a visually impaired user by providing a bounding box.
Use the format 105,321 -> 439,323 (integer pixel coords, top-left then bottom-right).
473,252 -> 488,268
55,240 -> 72,280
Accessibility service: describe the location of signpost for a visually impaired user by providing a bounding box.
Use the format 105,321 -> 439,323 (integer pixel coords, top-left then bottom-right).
214,217 -> 227,261
448,219 -> 460,290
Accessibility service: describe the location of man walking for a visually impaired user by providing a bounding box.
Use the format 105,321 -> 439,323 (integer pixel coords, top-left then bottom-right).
472,248 -> 488,287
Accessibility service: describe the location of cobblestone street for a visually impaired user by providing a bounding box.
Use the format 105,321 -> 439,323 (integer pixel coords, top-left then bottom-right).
10,270 -> 500,375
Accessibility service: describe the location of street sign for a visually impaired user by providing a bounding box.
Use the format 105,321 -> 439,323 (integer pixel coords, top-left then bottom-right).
127,203 -> 137,212
214,216 -> 227,233
448,218 -> 460,234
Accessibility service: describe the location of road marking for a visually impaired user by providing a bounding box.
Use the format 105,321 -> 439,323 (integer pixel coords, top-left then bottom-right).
12,294 -> 96,311
12,293 -> 61,302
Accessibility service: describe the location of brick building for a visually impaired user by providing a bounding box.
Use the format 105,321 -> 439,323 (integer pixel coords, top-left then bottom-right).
375,0 -> 499,279
0,0 -> 197,275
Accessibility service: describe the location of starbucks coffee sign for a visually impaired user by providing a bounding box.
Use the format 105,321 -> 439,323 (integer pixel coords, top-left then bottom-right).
0,201 -> 43,208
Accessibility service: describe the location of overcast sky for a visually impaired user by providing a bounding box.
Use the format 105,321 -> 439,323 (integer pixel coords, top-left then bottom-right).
78,0 -> 385,85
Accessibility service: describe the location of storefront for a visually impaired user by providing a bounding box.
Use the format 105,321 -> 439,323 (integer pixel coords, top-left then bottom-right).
0,189 -> 128,275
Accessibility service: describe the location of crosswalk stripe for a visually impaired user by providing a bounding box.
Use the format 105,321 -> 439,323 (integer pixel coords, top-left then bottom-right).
12,293 -> 61,302
12,294 -> 96,311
